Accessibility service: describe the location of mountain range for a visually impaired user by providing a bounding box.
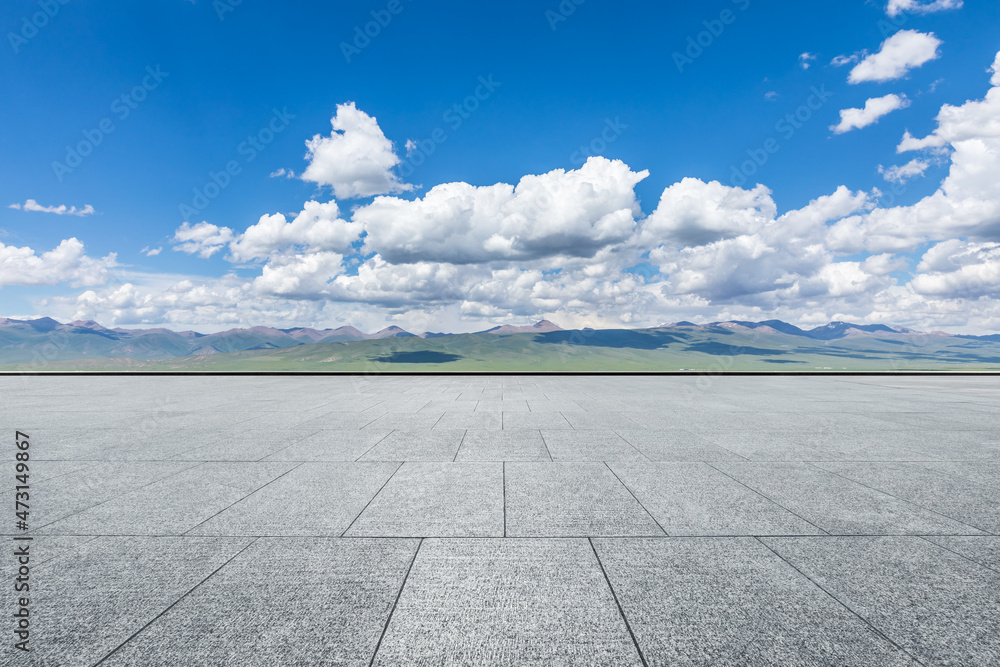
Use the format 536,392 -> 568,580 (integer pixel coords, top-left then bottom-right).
0,317 -> 573,362
2,315 -> 999,371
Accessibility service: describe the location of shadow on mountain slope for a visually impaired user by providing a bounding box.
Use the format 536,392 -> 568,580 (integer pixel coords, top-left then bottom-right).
370,351 -> 464,364
683,342 -> 787,356
533,330 -> 685,350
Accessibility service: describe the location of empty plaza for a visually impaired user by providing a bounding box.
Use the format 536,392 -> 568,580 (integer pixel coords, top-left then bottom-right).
3,374 -> 1000,665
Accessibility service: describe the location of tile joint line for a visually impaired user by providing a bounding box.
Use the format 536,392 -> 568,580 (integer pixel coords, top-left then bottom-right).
368,537 -> 423,667
754,536 -> 927,666
92,537 -> 261,666
588,537 -> 649,667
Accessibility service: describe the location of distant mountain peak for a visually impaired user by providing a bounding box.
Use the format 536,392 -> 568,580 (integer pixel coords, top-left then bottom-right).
478,320 -> 563,335
2,316 -> 998,369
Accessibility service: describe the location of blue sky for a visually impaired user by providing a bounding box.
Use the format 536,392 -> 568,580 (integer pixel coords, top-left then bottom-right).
2,0 -> 999,333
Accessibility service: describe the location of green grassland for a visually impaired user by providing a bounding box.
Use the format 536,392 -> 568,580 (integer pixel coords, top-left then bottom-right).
6,327 -> 1000,372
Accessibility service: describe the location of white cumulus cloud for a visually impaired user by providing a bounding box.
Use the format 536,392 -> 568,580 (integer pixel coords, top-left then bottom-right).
834,51 -> 1000,250
832,94 -> 911,134
300,102 -> 413,199
897,52 -> 1000,151
848,30 -> 941,83
172,222 -> 235,258
9,199 -> 96,216
229,200 -> 362,262
642,179 -> 776,247
887,0 -> 962,18
911,240 -> 1000,298
878,159 -> 930,183
0,238 -> 116,288
355,156 -> 648,264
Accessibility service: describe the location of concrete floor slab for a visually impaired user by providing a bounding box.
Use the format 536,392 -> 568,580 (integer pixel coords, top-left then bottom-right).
455,429 -> 550,461
609,462 -> 819,536
262,429 -> 392,461
188,462 -> 398,536
373,538 -> 643,666
814,461 -> 1000,533
39,462 -> 296,535
505,462 -> 664,537
23,536 -> 252,666
502,411 -> 573,429
712,462 -> 980,535
346,462 -> 503,537
540,430 -> 647,461
359,429 -> 466,461
5,375 -> 1000,665
101,538 -> 419,667
594,537 -> 915,666
615,430 -> 745,461
922,535 -> 1000,572
763,536 -> 1000,666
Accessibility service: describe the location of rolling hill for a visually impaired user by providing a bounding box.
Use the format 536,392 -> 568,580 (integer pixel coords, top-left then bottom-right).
2,316 -> 1000,371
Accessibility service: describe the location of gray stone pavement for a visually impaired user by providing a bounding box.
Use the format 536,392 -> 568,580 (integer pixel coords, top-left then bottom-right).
1,374 -> 999,665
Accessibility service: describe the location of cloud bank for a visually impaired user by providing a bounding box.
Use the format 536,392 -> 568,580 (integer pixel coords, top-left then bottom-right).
14,50 -> 1000,335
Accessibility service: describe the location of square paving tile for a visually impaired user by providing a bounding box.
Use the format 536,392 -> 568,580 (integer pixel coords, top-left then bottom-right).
594,538 -> 914,666
505,463 -> 664,537
540,430 -> 647,461
28,462 -> 199,528
455,429 -> 550,461
359,430 -> 466,461
362,413 -> 445,431
526,399 -> 585,412
502,411 -> 573,429
102,538 -> 420,667
922,536 -> 1000,572
913,461 -> 1000,491
562,412 -> 644,430
712,462 -> 979,535
346,462 -> 503,537
419,400 -> 479,413
26,536 -> 252,666
615,430 -> 746,461
263,429 -> 392,461
171,429 -> 319,461
764,536 -> 1000,666
813,461 -> 1000,533
699,432 -> 843,461
373,539 -> 643,666
296,412 -> 383,430
435,411 -> 503,430
476,399 -> 529,412
39,462 -> 296,535
609,462 -> 818,536
189,462 -> 399,536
